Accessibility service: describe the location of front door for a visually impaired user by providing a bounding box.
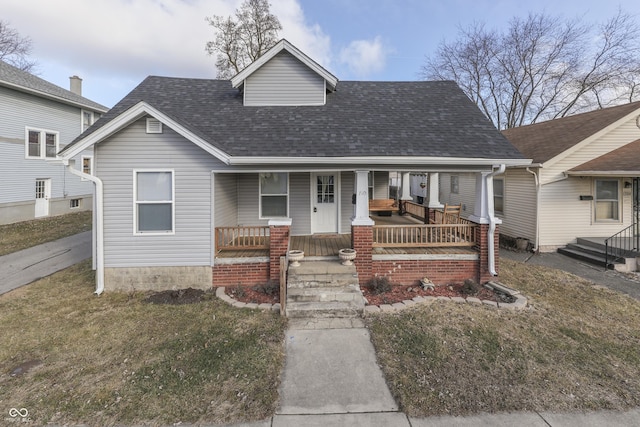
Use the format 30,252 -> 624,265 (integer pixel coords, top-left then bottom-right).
312,173 -> 338,233
35,178 -> 51,218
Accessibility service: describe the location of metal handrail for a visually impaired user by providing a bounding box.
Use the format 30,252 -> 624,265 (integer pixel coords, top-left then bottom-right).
604,222 -> 639,270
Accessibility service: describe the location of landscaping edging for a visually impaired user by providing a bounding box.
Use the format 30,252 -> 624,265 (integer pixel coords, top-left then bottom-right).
215,281 -> 527,313
215,287 -> 281,312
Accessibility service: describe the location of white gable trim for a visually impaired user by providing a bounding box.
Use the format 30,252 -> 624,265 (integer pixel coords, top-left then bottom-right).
59,101 -> 232,164
543,106 -> 640,168
231,39 -> 338,91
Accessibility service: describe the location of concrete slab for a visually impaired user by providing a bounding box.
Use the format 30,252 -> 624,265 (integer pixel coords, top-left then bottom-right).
272,412 -> 410,426
277,325 -> 398,415
0,231 -> 92,295
410,412 -> 548,426
539,408 -> 640,426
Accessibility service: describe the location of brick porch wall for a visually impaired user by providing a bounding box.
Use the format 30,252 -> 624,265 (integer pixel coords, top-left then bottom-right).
212,262 -> 269,287
269,223 -> 290,282
371,259 -> 478,286
352,225 -> 373,282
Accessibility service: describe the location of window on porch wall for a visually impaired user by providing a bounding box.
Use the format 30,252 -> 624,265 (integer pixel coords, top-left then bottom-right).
259,172 -> 288,218
493,178 -> 504,215
595,179 -> 619,221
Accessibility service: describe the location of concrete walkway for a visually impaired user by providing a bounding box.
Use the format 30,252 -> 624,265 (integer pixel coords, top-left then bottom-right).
0,231 -> 92,295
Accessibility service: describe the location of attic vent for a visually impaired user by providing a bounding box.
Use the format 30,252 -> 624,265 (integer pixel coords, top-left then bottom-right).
146,118 -> 163,134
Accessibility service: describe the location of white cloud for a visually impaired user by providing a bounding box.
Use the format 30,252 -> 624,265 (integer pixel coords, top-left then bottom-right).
338,36 -> 388,79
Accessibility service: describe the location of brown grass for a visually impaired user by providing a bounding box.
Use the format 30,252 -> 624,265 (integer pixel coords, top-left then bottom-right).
0,211 -> 92,256
366,258 -> 640,417
0,260 -> 287,426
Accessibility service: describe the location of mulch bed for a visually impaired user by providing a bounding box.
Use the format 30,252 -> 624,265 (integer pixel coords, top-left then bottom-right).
144,288 -> 212,305
223,282 -> 499,306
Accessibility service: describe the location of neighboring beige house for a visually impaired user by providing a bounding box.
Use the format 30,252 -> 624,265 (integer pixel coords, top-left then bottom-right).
440,101 -> 640,261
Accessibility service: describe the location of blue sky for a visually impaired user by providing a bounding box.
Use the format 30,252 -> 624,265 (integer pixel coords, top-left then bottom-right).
4,0 -> 640,108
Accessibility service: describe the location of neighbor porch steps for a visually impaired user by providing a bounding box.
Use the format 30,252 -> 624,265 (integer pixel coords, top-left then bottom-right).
557,238 -> 632,271
285,260 -> 365,318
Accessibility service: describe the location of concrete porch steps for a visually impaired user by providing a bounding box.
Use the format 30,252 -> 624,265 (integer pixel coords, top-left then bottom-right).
285,260 -> 365,318
557,238 -> 630,271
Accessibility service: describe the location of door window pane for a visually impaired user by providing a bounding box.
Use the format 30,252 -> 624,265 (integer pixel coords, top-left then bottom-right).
316,175 -> 335,203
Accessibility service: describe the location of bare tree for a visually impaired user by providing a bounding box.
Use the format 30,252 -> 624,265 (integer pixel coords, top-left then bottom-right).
0,20 -> 36,72
422,10 -> 640,129
205,0 -> 282,79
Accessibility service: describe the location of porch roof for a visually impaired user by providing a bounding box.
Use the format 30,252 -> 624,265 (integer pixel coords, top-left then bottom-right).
568,139 -> 640,177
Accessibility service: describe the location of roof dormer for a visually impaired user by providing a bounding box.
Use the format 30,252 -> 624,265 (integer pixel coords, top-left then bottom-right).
230,39 -> 338,106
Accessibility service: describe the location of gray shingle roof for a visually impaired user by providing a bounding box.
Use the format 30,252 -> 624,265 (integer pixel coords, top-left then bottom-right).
0,60 -> 108,112
71,76 -> 525,160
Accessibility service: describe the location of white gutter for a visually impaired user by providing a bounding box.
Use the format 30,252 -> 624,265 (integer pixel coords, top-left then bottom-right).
487,164 -> 506,276
64,160 -> 104,295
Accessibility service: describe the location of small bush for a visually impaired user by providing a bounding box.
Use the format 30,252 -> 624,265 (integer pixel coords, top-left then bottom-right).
461,278 -> 481,296
252,281 -> 279,296
232,284 -> 246,299
366,276 -> 392,295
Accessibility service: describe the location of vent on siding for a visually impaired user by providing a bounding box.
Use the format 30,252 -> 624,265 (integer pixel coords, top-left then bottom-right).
146,118 -> 163,134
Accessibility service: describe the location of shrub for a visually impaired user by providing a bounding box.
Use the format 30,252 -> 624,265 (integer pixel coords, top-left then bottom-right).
461,278 -> 480,296
252,281 -> 279,296
366,276 -> 392,295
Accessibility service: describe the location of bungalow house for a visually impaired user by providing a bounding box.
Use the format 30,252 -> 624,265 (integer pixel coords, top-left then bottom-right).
0,60 -> 108,224
58,40 -> 529,297
438,101 -> 640,270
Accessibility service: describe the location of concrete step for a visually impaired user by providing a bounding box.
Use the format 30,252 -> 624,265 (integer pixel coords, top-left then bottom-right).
557,246 -> 620,270
285,300 -> 365,318
288,260 -> 359,288
287,285 -> 363,303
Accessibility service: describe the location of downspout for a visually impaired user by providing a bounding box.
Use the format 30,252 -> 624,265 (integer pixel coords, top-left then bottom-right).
487,164 -> 506,276
526,167 -> 541,252
64,160 -> 104,295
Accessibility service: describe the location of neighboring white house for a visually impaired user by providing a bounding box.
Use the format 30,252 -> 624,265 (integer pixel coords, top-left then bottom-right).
59,39 -> 529,294
439,101 -> 640,253
0,61 -> 109,224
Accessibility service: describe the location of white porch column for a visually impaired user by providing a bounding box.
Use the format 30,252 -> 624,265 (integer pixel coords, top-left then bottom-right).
469,171 -> 493,224
352,170 -> 375,226
428,173 -> 443,209
401,172 -> 412,200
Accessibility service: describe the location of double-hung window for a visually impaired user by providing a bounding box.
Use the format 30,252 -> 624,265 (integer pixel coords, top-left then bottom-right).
493,178 -> 504,215
26,128 -> 58,159
259,173 -> 288,218
595,179 -> 619,221
134,170 -> 174,234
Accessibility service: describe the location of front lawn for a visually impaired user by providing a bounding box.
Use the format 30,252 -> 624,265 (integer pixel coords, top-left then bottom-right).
0,260 -> 287,426
366,258 -> 640,416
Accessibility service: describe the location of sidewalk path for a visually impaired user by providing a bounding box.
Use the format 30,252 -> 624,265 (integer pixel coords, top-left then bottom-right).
0,231 -> 91,295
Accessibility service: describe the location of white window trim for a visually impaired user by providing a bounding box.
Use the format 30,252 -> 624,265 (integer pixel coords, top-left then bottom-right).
25,127 -> 59,159
594,178 -> 621,223
133,169 -> 175,235
81,155 -> 93,180
258,172 -> 289,219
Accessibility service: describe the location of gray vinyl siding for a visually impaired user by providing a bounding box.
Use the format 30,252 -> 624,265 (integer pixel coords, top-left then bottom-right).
498,169 -> 536,242
237,174 -> 264,226
214,174 -> 237,228
244,51 -> 326,106
373,171 -> 389,199
340,171 -> 354,234
290,172 -> 311,235
0,85 -> 94,215
98,118 -> 228,267
440,173 -> 477,218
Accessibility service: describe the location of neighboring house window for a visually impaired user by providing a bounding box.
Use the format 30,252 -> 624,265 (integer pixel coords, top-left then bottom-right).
259,173 -> 288,218
26,128 -> 58,159
70,199 -> 81,209
134,170 -> 174,234
82,155 -> 93,175
493,178 -> 504,215
82,110 -> 101,131
368,172 -> 374,200
451,175 -> 459,194
595,179 -> 619,221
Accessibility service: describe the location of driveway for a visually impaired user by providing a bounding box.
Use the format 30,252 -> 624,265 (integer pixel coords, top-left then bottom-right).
501,248 -> 640,300
0,231 -> 92,295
